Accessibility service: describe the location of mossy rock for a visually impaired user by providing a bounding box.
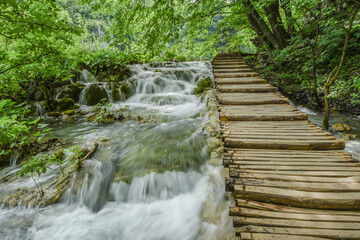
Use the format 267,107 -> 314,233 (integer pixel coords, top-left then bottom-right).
95,65 -> 132,83
194,77 -> 213,95
120,84 -> 132,100
84,84 -> 108,106
112,87 -> 121,101
53,149 -> 65,160
57,98 -> 75,111
64,110 -> 76,116
57,83 -> 85,102
49,111 -> 62,117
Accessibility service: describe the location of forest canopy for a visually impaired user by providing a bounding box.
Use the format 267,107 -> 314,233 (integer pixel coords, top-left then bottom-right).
0,0 -> 359,136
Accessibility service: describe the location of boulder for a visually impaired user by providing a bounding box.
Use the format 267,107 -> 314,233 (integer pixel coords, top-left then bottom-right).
64,110 -> 76,116
343,134 -> 357,141
56,83 -> 85,102
343,124 -> 351,133
94,65 -> 131,83
57,98 -> 75,111
120,84 -> 132,100
330,123 -> 345,132
112,87 -> 121,101
48,111 -> 62,117
84,84 -> 108,105
194,77 -> 213,95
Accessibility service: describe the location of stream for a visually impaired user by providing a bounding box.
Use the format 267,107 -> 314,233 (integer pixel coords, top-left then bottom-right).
295,104 -> 360,160
1,61 -> 360,240
0,62 -> 233,240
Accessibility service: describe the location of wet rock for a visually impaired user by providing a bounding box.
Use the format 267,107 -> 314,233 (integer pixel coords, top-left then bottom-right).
53,149 -> 65,160
343,124 -> 351,133
112,87 -> 121,101
330,123 -> 346,132
84,84 -> 108,105
120,84 -> 132,100
57,98 -> 75,111
94,65 -> 131,83
194,77 -> 213,95
208,137 -> 223,149
48,111 -> 62,117
2,188 -> 61,208
64,110 -> 76,116
56,83 -> 85,102
343,134 -> 357,141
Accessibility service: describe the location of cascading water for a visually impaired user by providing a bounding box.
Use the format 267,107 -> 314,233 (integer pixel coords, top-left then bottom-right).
0,61 -> 233,240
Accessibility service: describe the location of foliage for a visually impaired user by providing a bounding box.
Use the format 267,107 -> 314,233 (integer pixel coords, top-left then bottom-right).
17,152 -> 63,193
0,99 -> 49,156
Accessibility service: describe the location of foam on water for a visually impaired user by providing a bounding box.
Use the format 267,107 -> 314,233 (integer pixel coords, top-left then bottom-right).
0,61 -> 232,240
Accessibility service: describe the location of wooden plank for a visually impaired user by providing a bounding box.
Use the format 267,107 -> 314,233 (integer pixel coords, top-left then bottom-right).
238,233 -> 327,240
232,179 -> 360,192
224,135 -> 335,141
235,225 -> 360,239
215,72 -> 259,78
226,149 -> 350,156
221,115 -> 308,121
230,160 -> 357,165
230,207 -> 360,222
213,65 -> 250,69
232,165 -> 360,172
217,84 -> 277,92
215,77 -> 267,84
218,92 -> 289,105
231,168 -> 358,176
234,185 -> 360,209
232,172 -> 360,183
214,68 -> 254,73
224,139 -> 345,150
223,132 -> 333,137
235,199 -> 360,215
234,216 -> 360,229
213,60 -> 245,63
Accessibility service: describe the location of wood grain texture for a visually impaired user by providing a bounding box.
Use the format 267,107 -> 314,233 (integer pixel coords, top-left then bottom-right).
213,53 -> 360,239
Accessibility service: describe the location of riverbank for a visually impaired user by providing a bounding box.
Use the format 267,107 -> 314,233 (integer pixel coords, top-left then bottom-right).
244,54 -> 360,116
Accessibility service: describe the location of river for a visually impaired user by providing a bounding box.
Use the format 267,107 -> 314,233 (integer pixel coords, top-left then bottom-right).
0,62 -> 233,240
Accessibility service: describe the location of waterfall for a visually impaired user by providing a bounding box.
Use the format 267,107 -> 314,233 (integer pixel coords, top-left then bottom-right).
104,84 -> 113,103
0,61 -> 233,240
35,102 -> 45,116
9,150 -> 19,167
79,69 -> 95,83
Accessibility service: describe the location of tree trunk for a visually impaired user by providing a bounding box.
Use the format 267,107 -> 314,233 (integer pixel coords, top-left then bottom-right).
242,0 -> 282,49
246,13 -> 270,46
281,0 -> 295,38
322,84 -> 330,129
311,46 -> 322,109
322,5 -> 359,129
264,0 -> 288,48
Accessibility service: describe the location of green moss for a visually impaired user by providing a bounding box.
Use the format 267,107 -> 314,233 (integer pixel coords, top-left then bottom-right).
48,111 -> 62,117
112,87 -> 121,101
64,110 -> 76,116
120,84 -> 132,99
57,98 -> 75,111
85,84 -> 108,105
194,77 -> 213,95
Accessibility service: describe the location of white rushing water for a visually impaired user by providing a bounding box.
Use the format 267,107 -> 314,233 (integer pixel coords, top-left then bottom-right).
0,61 -> 233,240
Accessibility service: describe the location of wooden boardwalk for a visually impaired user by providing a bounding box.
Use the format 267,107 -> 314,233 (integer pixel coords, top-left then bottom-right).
213,53 -> 360,239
